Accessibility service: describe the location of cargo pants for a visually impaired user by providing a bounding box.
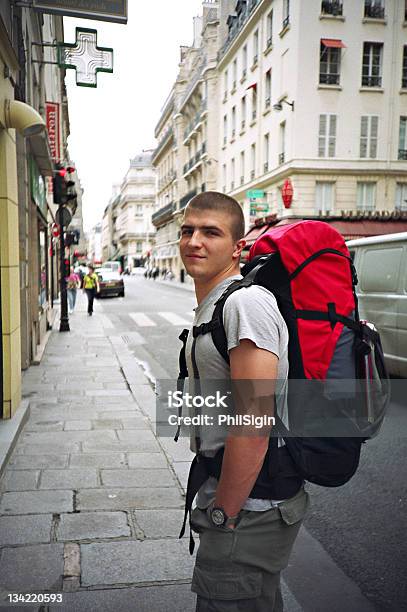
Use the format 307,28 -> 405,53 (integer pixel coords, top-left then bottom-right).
190,487 -> 309,612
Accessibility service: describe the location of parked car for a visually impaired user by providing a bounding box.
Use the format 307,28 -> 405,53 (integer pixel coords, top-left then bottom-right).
95,268 -> 125,298
347,232 -> 407,377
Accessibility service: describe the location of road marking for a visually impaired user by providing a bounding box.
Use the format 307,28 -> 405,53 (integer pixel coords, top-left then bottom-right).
158,311 -> 191,325
129,312 -> 156,327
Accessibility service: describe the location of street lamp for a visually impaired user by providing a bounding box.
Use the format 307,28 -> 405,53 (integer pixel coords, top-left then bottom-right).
273,99 -> 295,111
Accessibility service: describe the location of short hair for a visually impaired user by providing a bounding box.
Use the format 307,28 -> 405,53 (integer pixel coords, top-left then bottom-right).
185,191 -> 245,242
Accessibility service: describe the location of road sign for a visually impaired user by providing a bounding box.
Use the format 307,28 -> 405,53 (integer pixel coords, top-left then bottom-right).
247,189 -> 265,199
33,0 -> 128,24
56,206 -> 72,228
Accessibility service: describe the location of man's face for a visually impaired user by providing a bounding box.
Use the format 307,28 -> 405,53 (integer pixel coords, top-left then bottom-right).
180,208 -> 243,282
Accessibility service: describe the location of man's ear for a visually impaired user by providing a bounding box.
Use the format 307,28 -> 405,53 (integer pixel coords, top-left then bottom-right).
233,239 -> 246,261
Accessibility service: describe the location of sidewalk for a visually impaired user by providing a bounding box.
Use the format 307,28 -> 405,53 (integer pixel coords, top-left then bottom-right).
0,295 -> 375,611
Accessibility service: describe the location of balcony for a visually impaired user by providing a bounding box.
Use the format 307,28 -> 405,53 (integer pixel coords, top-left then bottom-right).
241,119 -> 246,131
282,15 -> 290,29
362,75 -> 382,87
179,189 -> 197,210
320,73 -> 340,85
265,97 -> 271,109
152,201 -> 175,226
240,175 -> 244,185
264,162 -> 269,172
219,0 -> 260,59
252,109 -> 257,121
152,127 -> 174,163
364,3 -> 385,19
250,170 -> 255,180
321,1 -> 343,16
266,36 -> 272,49
279,152 -> 285,164
398,149 -> 407,160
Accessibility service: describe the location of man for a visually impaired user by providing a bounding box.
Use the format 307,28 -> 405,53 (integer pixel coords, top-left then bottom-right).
82,265 -> 99,316
179,192 -> 309,611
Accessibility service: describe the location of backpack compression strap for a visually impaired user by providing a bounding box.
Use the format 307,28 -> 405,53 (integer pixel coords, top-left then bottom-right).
175,328 -> 190,442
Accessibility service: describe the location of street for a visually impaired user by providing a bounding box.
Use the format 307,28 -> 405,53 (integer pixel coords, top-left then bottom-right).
0,276 -> 405,611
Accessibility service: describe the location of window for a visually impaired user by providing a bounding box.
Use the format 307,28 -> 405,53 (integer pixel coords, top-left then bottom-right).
319,40 -> 342,85
264,133 -> 270,172
357,182 -> 376,211
136,242 -> 142,253
231,106 -> 236,139
266,10 -> 273,48
240,150 -> 245,185
360,116 -> 379,158
361,248 -> 402,293
318,114 -> 337,157
223,114 -> 227,145
250,143 -> 256,179
395,183 -> 407,211
279,122 -> 286,164
321,1 -> 343,16
242,44 -> 248,79
402,46 -> 407,89
253,30 -> 259,65
224,70 -> 228,99
399,116 -> 407,159
231,158 -> 235,190
282,0 -> 290,28
222,164 -> 226,192
251,86 -> 257,121
136,205 -> 142,215
241,96 -> 246,130
364,0 -> 385,19
362,42 -> 383,87
315,182 -> 334,212
265,69 -> 271,107
232,59 -> 237,90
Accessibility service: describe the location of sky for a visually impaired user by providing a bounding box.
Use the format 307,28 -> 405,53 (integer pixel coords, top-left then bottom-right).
64,1 -> 204,231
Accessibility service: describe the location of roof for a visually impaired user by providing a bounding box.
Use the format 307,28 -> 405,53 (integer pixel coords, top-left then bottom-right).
130,151 -> 153,167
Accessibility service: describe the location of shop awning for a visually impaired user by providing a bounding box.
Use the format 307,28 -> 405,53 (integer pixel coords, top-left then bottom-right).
329,220 -> 407,239
244,224 -> 270,246
321,38 -> 346,48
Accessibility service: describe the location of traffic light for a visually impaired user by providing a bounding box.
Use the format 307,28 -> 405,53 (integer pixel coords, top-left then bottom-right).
53,164 -> 77,209
65,230 -> 80,246
63,258 -> 70,277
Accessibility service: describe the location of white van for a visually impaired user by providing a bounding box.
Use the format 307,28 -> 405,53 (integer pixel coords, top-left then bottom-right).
347,233 -> 407,377
103,261 -> 121,274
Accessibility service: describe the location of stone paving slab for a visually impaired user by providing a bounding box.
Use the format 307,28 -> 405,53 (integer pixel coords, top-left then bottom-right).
0,490 -> 73,514
81,539 -> 194,586
100,469 -> 176,488
116,429 -> 157,443
127,453 -> 169,469
21,430 -> 118,444
1,470 -> 40,492
91,419 -> 122,430
64,420 -> 92,431
82,439 -> 161,453
0,514 -> 52,546
57,511 -> 130,541
134,509 -> 185,538
120,417 -> 150,429
95,409 -> 139,419
68,453 -> 126,468
172,461 -> 191,492
7,454 -> 69,469
48,584 -> 196,612
77,487 -> 184,511
86,390 -> 131,397
159,437 -> 195,463
24,419 -> 64,432
14,442 -> 81,454
0,543 -> 64,592
40,469 -> 98,489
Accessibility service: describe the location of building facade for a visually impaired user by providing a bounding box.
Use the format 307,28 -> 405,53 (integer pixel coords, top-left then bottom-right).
151,1 -> 221,282
217,0 -> 407,236
1,4 -> 71,418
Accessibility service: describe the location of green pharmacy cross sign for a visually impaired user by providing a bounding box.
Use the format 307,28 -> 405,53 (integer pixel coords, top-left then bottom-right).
58,28 -> 113,88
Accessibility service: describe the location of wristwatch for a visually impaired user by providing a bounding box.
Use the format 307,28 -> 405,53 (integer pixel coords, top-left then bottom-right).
209,505 -> 238,528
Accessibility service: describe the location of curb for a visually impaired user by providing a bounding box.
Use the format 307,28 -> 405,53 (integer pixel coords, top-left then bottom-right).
0,399 -> 30,478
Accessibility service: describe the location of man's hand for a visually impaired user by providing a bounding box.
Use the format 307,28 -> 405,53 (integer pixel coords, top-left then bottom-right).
214,339 -> 278,518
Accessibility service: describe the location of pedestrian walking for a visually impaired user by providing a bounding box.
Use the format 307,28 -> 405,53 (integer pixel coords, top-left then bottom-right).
66,267 -> 80,314
82,265 -> 100,316
177,192 -> 309,611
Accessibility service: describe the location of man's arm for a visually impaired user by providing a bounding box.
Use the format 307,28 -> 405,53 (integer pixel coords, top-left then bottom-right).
213,339 -> 278,519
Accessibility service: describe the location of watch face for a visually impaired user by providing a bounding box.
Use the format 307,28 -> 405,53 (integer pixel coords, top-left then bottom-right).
211,508 -> 226,526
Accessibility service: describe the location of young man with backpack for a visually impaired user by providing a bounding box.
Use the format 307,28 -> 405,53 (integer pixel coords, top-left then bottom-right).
178,192 -> 310,612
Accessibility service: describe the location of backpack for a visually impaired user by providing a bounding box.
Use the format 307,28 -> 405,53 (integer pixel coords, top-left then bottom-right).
177,220 -> 390,551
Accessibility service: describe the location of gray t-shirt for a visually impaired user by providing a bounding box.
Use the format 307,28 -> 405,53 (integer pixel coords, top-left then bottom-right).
186,275 -> 289,510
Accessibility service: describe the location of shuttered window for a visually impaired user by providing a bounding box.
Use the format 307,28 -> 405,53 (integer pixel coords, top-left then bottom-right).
360,115 -> 378,158
318,114 -> 337,157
